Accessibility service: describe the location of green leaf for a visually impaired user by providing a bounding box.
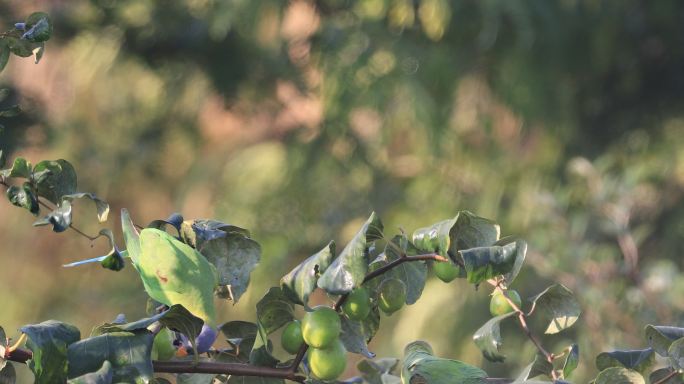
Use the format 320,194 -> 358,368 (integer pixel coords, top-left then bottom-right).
62,193 -> 110,222
0,106 -> 20,118
22,13 -> 52,43
136,228 -> 218,325
562,344 -> 579,379
178,372 -> 217,384
340,308 -> 380,358
6,182 -> 39,215
67,360 -> 113,384
451,211 -> 500,251
280,241 -> 336,306
501,238 -> 527,286
249,322 -> 278,367
20,320 -> 81,384
412,216 -> 458,256
472,311 -> 517,362
401,341 -> 488,384
32,160 -> 78,204
649,368 -> 684,384
514,353 -> 553,381
645,325 -> 684,356
225,375 -> 284,384
121,209 -> 142,266
180,219 -> 250,248
218,321 -> 257,361
383,235 -> 428,305
358,358 -> 399,384
318,212 -> 384,295
529,284 -> 580,334
0,363 -> 16,384
593,367 -> 645,384
256,287 -> 294,334
6,37 -> 35,58
33,200 -> 72,232
460,241 -> 518,285
595,348 -> 654,376
668,338 -> 684,370
198,232 -> 261,303
94,229 -> 124,271
0,43 -> 9,73
94,305 -> 203,343
67,330 -> 154,383
0,149 -> 5,168
6,157 -> 31,178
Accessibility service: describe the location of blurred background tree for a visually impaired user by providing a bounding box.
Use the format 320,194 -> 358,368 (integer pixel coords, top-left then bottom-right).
2,0 -> 684,382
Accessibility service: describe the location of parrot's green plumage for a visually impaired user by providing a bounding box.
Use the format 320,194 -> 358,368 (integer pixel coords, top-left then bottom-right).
121,209 -> 218,325
401,341 -> 488,384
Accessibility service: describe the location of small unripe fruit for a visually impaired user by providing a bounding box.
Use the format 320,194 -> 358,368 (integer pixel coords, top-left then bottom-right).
489,290 -> 522,316
152,327 -> 175,361
377,278 -> 406,315
302,306 -> 341,348
281,320 -> 304,354
432,261 -> 460,283
308,339 -> 347,381
342,287 -> 371,321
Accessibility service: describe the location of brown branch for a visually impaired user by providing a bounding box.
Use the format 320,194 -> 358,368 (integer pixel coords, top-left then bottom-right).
495,286 -> 558,380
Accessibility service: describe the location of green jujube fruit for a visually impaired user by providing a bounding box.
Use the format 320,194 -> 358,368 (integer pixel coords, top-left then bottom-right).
281,320 -> 305,354
308,339 -> 347,381
342,287 -> 371,321
301,306 -> 341,348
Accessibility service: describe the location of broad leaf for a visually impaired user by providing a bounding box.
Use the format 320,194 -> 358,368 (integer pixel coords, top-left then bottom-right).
256,287 -> 294,334
451,211 -> 500,251
562,344 -> 579,379
514,353 -> 552,382
0,363 -> 16,384
198,232 -> 261,303
249,322 -> 278,367
318,212 -> 384,294
178,372 -> 217,384
219,321 -> 258,361
32,159 -> 77,204
95,229 -> 124,271
472,312 -> 517,362
401,341 -> 488,384
180,219 -> 250,248
67,330 -> 154,383
501,238 -> 527,286
340,308 -> 380,358
383,235 -> 427,305
62,193 -> 109,222
225,376 -> 284,384
460,241 -> 518,285
22,13 -> 52,43
280,241 -> 336,306
121,209 -> 142,266
358,358 -> 399,384
4,157 -> 31,178
33,200 -> 72,232
94,305 -> 203,344
595,348 -> 654,376
668,337 -> 684,370
593,367 -> 644,384
645,325 -> 684,356
0,44 -> 9,73
67,360 -> 113,384
412,216 -> 458,256
649,368 -> 684,384
20,320 -> 81,384
6,182 -> 39,215
529,284 -> 580,334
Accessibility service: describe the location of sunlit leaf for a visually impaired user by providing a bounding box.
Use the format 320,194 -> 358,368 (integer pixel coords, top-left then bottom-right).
472,312 -> 517,362
562,344 -> 579,379
67,360 -> 113,384
318,212 -> 384,295
358,358 -> 399,384
62,193 -> 109,222
401,340 -> 488,384
20,320 -> 81,384
6,182 -> 39,216
280,241 -> 336,306
529,284 -> 580,334
668,338 -> 684,370
4,157 -> 31,178
645,325 -> 684,356
249,322 -> 278,368
593,367 -> 644,384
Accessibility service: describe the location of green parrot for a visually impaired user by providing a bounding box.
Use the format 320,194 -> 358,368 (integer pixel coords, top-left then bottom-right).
121,209 -> 218,326
401,341 -> 488,384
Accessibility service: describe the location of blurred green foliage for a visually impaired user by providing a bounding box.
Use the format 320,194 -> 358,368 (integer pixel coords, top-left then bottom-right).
2,0 -> 684,382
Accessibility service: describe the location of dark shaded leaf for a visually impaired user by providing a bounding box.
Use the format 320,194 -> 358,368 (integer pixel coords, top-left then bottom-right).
318,212 -> 384,295
32,159 -> 77,204
451,211 -> 500,251
4,157 -> 31,178
218,321 -> 257,360
6,37 -> 34,58
460,241 -> 518,285
529,284 -> 580,334
6,182 -> 39,215
199,232 -> 261,303
645,325 -> 684,357
593,367 -> 644,384
0,43 -> 9,73
22,13 -> 52,42
256,287 -> 294,334
412,216 -> 458,256
249,322 -> 278,367
595,348 -> 654,376
501,238 -> 527,286
178,373 -> 217,384
562,344 -> 579,379
515,353 -> 553,381
472,312 -> 517,362
0,106 -> 20,118
339,308 -> 380,358
67,330 -> 154,383
147,213 -> 184,235
382,235 -> 427,305
20,320 -> 81,384
280,241 -> 335,306
67,360 -> 113,384
0,363 -> 16,384
33,200 -> 72,232
649,368 -> 684,384
357,358 -> 399,384
180,219 -> 250,249
0,326 -> 6,372
95,229 -> 124,271
62,193 -> 109,223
